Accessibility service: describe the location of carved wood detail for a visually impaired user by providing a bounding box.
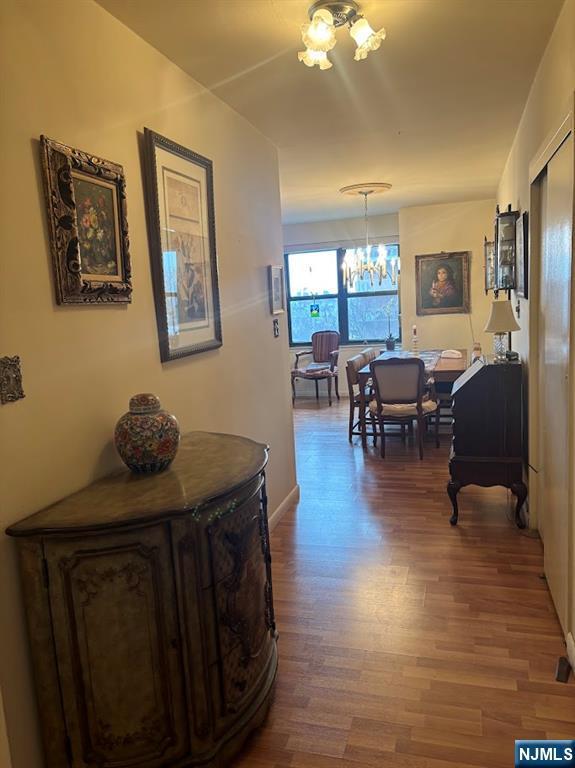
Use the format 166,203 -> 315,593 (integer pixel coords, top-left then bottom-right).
57,540 -> 179,765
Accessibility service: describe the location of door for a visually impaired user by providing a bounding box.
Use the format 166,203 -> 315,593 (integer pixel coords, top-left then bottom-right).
537,134 -> 573,634
45,524 -> 189,768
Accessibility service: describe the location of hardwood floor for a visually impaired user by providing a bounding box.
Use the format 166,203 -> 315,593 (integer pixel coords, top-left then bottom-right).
234,400 -> 574,768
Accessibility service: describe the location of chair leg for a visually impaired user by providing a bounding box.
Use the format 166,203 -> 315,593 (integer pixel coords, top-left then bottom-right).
315,379 -> 319,400
370,411 -> 377,446
291,376 -> 296,405
417,417 -> 424,460
327,376 -> 332,406
378,416 -> 386,458
335,375 -> 340,400
435,410 -> 440,448
348,399 -> 355,442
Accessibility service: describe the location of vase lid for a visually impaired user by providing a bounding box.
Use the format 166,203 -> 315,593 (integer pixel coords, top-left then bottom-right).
129,393 -> 161,414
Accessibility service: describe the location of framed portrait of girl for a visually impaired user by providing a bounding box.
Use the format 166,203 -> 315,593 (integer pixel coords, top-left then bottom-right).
415,251 -> 470,315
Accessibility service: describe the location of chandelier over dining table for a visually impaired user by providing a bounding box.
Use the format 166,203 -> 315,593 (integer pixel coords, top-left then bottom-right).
339,183 -> 397,289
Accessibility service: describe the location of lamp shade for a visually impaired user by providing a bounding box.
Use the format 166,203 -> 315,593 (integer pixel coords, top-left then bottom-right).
483,300 -> 520,333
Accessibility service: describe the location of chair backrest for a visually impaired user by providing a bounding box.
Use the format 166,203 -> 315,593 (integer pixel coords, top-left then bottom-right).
311,331 -> 340,363
346,354 -> 365,395
362,347 -> 377,363
370,358 -> 425,405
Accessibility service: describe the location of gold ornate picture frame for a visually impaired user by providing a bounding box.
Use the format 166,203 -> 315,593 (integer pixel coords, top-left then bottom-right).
415,251 -> 470,316
40,136 -> 132,304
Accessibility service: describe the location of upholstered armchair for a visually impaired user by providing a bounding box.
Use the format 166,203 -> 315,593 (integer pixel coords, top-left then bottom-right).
291,330 -> 340,406
369,357 -> 439,459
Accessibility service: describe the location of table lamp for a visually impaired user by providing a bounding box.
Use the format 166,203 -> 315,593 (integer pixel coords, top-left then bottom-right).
483,299 -> 520,362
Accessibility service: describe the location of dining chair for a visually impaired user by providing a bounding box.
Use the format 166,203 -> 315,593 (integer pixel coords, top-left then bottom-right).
345,347 -> 377,445
346,353 -> 371,442
291,330 -> 340,406
369,357 -> 439,459
362,347 -> 377,364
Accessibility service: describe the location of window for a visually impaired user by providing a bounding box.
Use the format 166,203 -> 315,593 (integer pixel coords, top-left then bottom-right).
285,245 -> 400,346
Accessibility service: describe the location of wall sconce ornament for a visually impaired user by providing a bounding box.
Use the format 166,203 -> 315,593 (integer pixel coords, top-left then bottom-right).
0,356 -> 25,404
495,204 -> 519,291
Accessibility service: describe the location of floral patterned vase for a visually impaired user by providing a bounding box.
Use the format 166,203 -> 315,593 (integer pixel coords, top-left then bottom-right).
114,394 -> 180,474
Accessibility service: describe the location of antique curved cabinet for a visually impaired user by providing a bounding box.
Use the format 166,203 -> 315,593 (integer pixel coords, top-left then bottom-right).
7,432 -> 278,768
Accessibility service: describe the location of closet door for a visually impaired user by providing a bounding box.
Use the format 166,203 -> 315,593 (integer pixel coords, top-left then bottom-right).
538,134 -> 573,633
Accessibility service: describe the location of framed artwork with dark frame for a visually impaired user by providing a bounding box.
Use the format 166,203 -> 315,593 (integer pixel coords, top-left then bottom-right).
484,238 -> 496,293
268,265 -> 285,315
415,251 -> 470,316
40,136 -> 132,304
516,211 -> 529,299
143,128 -> 222,362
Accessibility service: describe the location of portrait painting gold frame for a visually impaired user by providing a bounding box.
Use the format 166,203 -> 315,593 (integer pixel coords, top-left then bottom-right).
40,136 -> 132,304
143,129 -> 222,362
415,251 -> 470,316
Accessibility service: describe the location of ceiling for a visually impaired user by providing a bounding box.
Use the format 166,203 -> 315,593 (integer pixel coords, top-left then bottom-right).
98,0 -> 563,223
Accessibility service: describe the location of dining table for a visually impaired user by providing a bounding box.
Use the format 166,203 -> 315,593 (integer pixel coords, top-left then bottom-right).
357,348 -> 468,449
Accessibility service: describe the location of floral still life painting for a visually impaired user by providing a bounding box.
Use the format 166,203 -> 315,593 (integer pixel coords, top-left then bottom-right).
415,251 -> 470,315
40,136 -> 132,304
73,175 -> 122,278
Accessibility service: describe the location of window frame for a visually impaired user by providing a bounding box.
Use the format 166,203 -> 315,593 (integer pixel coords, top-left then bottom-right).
284,245 -> 401,347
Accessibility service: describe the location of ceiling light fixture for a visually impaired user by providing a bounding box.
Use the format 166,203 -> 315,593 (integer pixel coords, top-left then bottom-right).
298,1 -> 385,70
340,183 -> 394,288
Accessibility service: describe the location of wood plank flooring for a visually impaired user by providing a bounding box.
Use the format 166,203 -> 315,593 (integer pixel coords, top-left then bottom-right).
233,400 -> 574,767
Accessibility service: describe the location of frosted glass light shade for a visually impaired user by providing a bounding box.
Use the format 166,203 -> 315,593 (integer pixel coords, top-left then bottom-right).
483,300 -> 520,333
298,47 -> 333,69
301,9 -> 336,52
350,17 -> 386,61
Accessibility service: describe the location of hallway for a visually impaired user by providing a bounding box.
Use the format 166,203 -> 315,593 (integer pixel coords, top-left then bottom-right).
234,400 -> 574,767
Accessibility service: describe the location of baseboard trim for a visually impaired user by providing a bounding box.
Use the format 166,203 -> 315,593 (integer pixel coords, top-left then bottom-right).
566,632 -> 575,671
268,484 -> 300,532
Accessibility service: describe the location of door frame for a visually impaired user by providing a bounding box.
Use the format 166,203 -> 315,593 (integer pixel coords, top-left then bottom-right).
528,93 -> 575,663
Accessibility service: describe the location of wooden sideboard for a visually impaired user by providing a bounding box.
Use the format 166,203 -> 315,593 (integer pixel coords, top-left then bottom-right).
447,359 -> 527,527
7,432 -> 278,768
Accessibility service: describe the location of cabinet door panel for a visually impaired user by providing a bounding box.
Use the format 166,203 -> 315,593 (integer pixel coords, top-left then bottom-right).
206,483 -> 277,728
45,525 -> 188,768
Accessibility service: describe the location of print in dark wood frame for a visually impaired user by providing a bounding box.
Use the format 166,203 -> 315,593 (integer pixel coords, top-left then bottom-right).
40,136 -> 132,304
143,128 -> 222,362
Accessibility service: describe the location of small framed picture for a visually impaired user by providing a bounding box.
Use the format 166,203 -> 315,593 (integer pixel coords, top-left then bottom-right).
40,136 -> 132,304
516,211 -> 528,299
268,265 -> 285,315
143,129 -> 222,362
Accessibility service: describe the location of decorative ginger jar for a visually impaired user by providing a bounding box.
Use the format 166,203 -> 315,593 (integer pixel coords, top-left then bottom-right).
114,393 -> 180,473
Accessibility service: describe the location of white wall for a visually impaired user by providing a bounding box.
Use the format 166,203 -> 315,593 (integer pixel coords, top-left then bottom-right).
0,1 -> 296,766
498,0 -> 575,359
283,213 -> 400,253
399,200 -> 496,352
